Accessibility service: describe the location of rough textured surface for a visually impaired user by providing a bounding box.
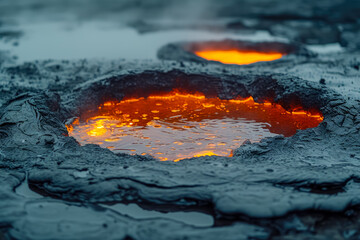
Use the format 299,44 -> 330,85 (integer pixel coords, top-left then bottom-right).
1,0 -> 360,239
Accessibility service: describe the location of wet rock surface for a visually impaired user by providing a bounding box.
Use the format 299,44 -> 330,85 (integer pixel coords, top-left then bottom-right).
1,0 -> 360,239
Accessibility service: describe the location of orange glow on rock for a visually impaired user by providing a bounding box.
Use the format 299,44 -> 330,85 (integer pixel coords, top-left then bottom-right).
194,50 -> 283,65
67,90 -> 323,161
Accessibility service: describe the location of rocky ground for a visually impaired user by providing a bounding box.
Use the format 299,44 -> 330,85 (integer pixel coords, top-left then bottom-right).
1,0 -> 360,239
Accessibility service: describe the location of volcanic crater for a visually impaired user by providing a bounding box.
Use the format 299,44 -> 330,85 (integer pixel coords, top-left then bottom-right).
158,39 -> 313,66
67,70 -> 324,161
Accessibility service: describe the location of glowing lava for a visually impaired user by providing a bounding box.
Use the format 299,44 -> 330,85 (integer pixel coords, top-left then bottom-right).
194,50 -> 283,65
68,90 -> 323,161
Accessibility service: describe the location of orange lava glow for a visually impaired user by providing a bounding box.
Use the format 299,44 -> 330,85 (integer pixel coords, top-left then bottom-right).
194,50 -> 283,65
68,90 -> 323,161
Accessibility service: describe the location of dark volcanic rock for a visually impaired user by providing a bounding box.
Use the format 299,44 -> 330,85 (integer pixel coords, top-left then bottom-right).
0,57 -> 360,239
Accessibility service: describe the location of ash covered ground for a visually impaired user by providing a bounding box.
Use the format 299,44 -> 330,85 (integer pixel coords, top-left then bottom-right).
1,0 -> 360,239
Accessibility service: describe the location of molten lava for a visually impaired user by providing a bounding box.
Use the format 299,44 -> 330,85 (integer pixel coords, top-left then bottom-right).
194,50 -> 283,65
68,90 -> 323,161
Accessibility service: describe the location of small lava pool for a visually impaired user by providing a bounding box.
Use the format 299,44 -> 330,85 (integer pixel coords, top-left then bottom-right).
194,50 -> 284,65
67,90 -> 323,161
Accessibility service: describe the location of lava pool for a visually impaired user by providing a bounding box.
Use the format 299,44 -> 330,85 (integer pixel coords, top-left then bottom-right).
194,50 -> 284,65
68,90 -> 323,161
